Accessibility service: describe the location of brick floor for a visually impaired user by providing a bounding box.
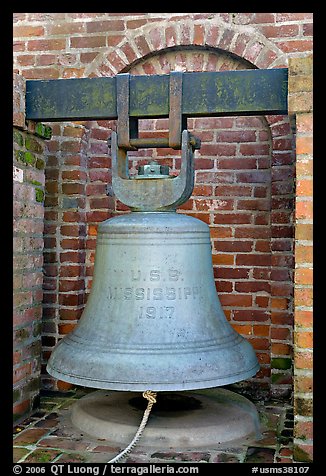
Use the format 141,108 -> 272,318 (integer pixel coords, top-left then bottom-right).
13,389 -> 293,464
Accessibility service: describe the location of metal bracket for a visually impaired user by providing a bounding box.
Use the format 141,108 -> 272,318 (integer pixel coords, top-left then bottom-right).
115,72 -> 197,151
111,130 -> 195,211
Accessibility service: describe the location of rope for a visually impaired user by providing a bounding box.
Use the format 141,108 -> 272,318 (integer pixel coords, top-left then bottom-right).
107,390 -> 157,463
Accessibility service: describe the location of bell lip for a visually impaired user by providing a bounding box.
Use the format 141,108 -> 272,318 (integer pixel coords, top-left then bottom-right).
46,362 -> 260,392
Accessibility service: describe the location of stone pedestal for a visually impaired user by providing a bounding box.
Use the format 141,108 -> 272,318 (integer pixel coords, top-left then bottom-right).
71,388 -> 262,448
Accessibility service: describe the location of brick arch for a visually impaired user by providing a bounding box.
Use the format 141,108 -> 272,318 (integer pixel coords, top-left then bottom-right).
85,17 -> 287,78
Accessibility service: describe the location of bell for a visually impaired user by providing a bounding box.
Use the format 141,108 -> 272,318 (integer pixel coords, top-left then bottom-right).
47,131 -> 259,391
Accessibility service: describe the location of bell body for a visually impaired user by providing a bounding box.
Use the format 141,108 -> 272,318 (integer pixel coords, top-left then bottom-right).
47,211 -> 259,391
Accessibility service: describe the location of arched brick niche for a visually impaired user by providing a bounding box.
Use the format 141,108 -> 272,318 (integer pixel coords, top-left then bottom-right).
69,47 -> 294,400
41,21 -> 295,401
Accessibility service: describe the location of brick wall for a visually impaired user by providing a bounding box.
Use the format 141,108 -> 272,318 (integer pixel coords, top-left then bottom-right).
13,73 -> 51,422
288,55 -> 313,462
13,13 -> 313,460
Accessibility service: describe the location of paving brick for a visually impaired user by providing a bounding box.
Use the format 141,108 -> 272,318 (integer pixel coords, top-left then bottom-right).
13,428 -> 49,445
245,447 -> 275,463
212,452 -> 242,463
55,452 -> 88,463
38,436 -> 92,451
23,448 -> 62,463
13,447 -> 31,463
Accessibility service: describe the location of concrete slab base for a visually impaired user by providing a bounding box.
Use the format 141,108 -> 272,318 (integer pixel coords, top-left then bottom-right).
71,388 -> 262,448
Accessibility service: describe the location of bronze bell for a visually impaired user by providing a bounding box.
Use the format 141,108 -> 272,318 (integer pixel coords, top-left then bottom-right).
47,130 -> 259,391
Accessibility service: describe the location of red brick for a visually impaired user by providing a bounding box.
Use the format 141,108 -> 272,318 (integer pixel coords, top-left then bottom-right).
215,281 -> 233,293
271,311 -> 293,326
296,245 -> 313,264
164,26 -> 177,47
14,25 -> 45,37
233,310 -> 269,322
235,281 -> 270,293
296,113 -> 313,133
248,338 -> 270,351
205,24 -> 221,47
13,363 -> 32,384
61,170 -> 87,181
271,343 -> 292,355
59,308 -> 83,320
295,269 -> 313,285
236,170 -> 270,183
235,227 -> 270,239
261,24 -> 300,38
271,298 -> 289,310
303,23 -> 313,36
14,427 -> 48,445
278,40 -> 313,53
240,144 -> 270,156
220,294 -> 252,307
59,323 -> 76,335
13,291 -> 33,308
294,421 -> 313,440
294,351 -> 313,369
60,252 -> 84,263
70,36 -> 106,49
86,20 -> 124,33
89,170 -> 110,182
62,183 -> 85,195
215,268 -> 250,279
86,211 -> 110,222
134,35 -> 151,56
47,23 -> 85,35
80,52 -> 99,63
215,185 -> 252,196
193,24 -> 205,45
183,212 -> 210,224
257,353 -> 270,365
238,199 -> 270,211
252,13 -> 275,23
195,117 -> 234,129
60,140 -> 83,153
296,159 -> 313,177
57,380 -> 75,391
253,325 -> 270,337
271,327 -> 291,341
193,185 -> 213,196
27,39 -> 66,51
60,225 -> 84,237
178,22 -> 191,45
62,212 -> 82,223
22,68 -> 60,79
214,240 -> 253,252
232,324 -> 253,336
276,13 -> 313,21
255,239 -> 270,252
200,144 -> 236,156
213,213 -> 252,225
63,125 -> 85,138
59,293 -> 83,307
218,158 -> 257,169
210,227 -> 233,239
219,29 -> 237,51
236,254 -> 271,267
255,296 -> 270,308
16,54 -> 36,66
294,331 -> 313,349
294,375 -> 313,393
212,254 -> 234,266
295,310 -> 312,329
